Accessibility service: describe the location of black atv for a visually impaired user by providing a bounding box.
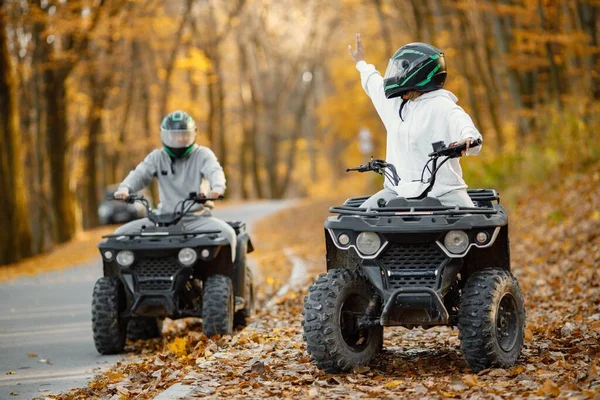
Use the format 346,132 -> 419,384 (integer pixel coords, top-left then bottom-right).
302,139 -> 525,373
92,193 -> 255,354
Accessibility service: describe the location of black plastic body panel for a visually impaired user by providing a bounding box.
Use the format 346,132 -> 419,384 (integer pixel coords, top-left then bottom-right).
324,193 -> 510,327
99,221 -> 252,320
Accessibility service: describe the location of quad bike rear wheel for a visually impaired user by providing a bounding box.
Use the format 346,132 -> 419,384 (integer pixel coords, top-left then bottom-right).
202,275 -> 234,337
458,268 -> 525,372
302,268 -> 383,373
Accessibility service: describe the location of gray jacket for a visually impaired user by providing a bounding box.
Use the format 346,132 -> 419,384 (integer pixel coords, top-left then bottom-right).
119,145 -> 226,213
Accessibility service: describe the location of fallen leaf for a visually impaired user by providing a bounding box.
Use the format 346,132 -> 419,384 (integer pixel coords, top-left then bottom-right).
167,337 -> 188,357
414,384 -> 428,394
462,375 -> 478,388
536,379 -> 561,397
27,353 -> 38,358
353,366 -> 370,374
384,380 -> 403,389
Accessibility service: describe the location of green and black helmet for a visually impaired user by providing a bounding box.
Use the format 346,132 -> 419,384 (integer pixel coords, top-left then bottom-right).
383,42 -> 447,99
160,110 -> 197,158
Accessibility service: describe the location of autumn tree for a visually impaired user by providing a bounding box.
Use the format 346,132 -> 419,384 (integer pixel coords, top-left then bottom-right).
0,0 -> 33,264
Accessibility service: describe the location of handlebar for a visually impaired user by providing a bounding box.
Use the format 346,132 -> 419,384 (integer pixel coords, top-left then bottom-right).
109,192 -> 223,204
346,159 -> 389,173
345,138 -> 482,201
346,158 -> 400,186
428,138 -> 482,158
109,192 -> 224,226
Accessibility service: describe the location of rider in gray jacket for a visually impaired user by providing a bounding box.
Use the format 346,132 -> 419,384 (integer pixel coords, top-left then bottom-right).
113,110 -> 237,261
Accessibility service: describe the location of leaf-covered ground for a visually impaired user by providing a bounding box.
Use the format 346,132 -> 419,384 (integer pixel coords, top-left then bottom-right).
0,226 -> 116,282
47,165 -> 600,399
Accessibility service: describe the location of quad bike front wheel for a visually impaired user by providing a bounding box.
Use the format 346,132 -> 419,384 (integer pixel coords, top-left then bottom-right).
127,318 -> 163,341
92,277 -> 127,354
202,275 -> 234,337
458,268 -> 525,372
302,268 -> 383,373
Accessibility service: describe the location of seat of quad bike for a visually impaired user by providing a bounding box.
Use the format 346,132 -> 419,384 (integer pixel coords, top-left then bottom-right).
384,197 -> 444,208
226,220 -> 247,235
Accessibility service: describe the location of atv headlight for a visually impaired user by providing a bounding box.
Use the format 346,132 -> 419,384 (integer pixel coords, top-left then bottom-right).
444,230 -> 469,254
116,250 -> 135,267
356,232 -> 381,256
178,248 -> 197,266
338,233 -> 351,246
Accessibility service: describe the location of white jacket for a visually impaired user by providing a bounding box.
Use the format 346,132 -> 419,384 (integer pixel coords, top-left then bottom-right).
357,60 -> 482,198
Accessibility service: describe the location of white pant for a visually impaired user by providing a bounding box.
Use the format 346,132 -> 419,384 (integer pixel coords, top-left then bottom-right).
360,188 -> 474,209
115,215 -> 237,261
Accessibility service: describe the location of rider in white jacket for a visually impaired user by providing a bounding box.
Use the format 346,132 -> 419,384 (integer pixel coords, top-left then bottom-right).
349,34 -> 482,208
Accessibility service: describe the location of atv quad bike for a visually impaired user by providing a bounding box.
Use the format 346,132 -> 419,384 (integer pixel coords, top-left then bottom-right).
92,193 -> 255,355
302,139 -> 525,373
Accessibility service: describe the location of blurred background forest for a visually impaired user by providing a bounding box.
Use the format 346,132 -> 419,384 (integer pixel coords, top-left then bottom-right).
1,0 -> 599,265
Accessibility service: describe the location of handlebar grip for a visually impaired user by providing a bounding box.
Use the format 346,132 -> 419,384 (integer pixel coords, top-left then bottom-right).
346,166 -> 365,172
469,138 -> 482,148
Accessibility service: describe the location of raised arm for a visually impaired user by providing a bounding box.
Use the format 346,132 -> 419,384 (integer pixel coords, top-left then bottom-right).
349,33 -> 398,130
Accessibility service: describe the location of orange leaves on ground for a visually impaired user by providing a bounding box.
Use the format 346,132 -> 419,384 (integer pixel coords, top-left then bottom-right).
0,225 -> 116,282
461,374 -> 479,388
166,337 -> 188,358
54,163 -> 600,400
536,379 -> 561,397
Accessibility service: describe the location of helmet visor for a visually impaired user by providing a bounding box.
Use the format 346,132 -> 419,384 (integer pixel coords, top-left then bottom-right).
384,53 -> 432,82
161,129 -> 196,148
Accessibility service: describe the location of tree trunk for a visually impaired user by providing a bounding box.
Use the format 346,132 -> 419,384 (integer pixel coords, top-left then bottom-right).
536,0 -> 563,110
0,2 -> 33,264
577,1 -> 599,99
237,41 -> 250,199
490,0 -> 530,136
159,0 -> 193,116
372,0 -> 393,56
213,52 -> 227,173
244,42 -> 264,198
32,14 -> 48,253
85,76 -> 108,228
44,70 -> 77,243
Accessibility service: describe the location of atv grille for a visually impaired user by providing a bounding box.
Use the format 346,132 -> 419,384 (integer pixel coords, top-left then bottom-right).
379,243 -> 448,289
134,257 -> 181,291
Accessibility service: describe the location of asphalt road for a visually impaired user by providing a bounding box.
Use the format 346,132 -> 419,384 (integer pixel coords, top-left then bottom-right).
0,201 -> 293,400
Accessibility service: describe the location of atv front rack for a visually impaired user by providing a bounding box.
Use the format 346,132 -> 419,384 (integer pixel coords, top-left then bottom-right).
102,230 -> 222,239
331,189 -> 500,217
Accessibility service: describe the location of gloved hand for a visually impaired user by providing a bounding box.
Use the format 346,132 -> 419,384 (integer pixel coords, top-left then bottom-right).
114,187 -> 130,200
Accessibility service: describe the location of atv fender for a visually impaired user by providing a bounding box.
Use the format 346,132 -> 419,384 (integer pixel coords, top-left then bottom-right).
233,232 -> 251,298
